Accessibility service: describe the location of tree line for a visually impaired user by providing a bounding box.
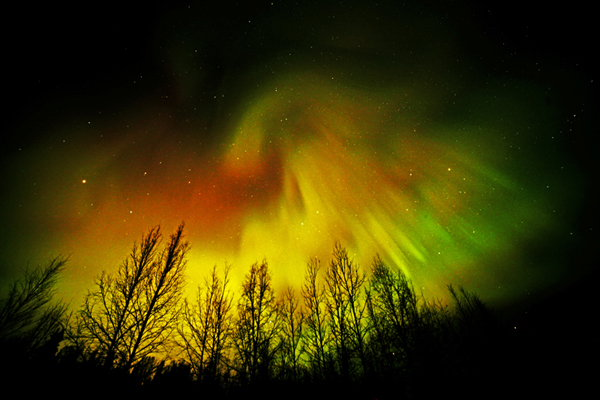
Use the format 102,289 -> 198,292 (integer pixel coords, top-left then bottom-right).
0,223 -> 517,399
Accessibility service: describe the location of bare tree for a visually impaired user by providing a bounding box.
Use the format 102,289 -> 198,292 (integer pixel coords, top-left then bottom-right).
179,264 -> 234,384
232,260 -> 280,384
324,243 -> 368,380
276,286 -> 305,382
0,256 -> 68,352
78,223 -> 188,372
366,255 -> 420,375
447,284 -> 492,331
446,284 -> 499,360
78,226 -> 161,366
301,257 -> 330,380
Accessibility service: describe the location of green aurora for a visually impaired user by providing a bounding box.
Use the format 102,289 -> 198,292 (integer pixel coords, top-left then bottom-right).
1,1 -> 597,313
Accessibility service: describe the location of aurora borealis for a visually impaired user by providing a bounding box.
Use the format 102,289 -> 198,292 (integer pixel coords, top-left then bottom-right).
1,1 -> 597,312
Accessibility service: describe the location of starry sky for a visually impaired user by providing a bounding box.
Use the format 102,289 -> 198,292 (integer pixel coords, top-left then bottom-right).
1,0 -> 597,313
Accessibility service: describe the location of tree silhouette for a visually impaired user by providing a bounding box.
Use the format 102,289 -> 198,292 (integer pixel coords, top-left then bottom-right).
0,256 -> 69,396
0,256 -> 68,352
444,284 -> 503,395
447,284 -> 494,334
323,243 -> 368,381
301,257 -> 330,381
77,223 -> 189,371
275,286 -> 305,382
1,232 -> 521,397
232,260 -> 280,385
366,254 -> 420,374
179,263 -> 234,385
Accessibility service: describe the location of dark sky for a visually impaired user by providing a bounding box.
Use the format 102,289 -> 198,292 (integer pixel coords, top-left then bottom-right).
1,1 -> 598,322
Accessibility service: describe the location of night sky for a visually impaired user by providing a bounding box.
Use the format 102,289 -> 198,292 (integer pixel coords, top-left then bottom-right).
1,0 -> 597,316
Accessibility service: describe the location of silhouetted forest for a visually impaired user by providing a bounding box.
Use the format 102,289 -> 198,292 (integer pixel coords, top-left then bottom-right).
0,224 -> 592,399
